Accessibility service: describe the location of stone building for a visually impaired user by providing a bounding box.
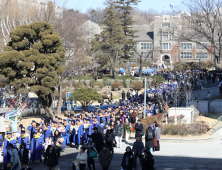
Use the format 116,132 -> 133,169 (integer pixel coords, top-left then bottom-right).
134,10 -> 215,67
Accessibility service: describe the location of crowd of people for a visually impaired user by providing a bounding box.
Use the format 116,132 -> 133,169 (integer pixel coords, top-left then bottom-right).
0,99 -> 163,170
1,68 -> 220,170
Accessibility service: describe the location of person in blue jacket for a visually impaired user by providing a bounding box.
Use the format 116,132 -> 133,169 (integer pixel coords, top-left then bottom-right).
27,120 -> 36,142
18,130 -> 30,150
3,132 -> 16,165
73,119 -> 83,150
63,119 -> 70,146
30,131 -> 43,165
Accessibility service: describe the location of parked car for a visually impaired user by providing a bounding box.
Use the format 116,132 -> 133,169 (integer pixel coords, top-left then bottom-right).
74,106 -> 97,113
91,103 -> 101,109
99,105 -> 118,110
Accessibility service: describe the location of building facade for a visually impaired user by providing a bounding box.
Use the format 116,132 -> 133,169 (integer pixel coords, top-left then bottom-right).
135,11 -> 215,67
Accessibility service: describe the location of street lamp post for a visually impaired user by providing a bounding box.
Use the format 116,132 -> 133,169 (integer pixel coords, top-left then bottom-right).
143,77 -> 147,119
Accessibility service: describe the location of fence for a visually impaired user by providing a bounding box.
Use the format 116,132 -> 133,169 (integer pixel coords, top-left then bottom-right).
211,115 -> 222,135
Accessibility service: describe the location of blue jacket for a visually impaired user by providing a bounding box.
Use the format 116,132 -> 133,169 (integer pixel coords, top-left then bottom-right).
30,136 -> 43,161
18,135 -> 30,149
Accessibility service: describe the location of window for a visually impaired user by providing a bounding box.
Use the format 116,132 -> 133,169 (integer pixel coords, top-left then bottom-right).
162,23 -> 170,28
141,43 -> 144,49
162,43 -> 171,50
141,43 -> 152,49
181,43 -> 192,49
196,43 -> 208,49
181,52 -> 192,59
196,52 -> 208,58
162,32 -> 171,40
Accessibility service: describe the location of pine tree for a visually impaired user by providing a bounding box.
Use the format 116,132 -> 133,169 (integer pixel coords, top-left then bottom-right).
91,0 -> 127,79
115,0 -> 140,59
0,22 -> 65,118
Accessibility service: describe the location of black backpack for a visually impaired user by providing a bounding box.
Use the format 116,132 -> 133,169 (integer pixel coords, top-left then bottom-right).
147,130 -> 153,140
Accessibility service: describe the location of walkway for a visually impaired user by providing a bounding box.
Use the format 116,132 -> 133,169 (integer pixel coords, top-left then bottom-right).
30,137 -> 222,170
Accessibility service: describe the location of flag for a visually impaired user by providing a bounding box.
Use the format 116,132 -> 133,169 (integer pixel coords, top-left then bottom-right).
170,4 -> 173,9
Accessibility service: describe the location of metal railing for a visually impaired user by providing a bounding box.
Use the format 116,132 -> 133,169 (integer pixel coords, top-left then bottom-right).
211,115 -> 222,135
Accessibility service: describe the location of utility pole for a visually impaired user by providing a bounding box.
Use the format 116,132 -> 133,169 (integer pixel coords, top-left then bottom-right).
199,58 -> 201,80
143,77 -> 147,119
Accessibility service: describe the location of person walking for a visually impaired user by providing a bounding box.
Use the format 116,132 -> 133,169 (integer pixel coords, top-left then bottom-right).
141,149 -> 154,170
134,119 -> 143,140
87,137 -> 96,170
43,145 -> 58,170
105,125 -> 114,154
154,123 -> 161,151
76,147 -> 87,170
132,136 -> 144,169
121,146 -> 134,170
18,143 -> 29,163
145,126 -> 155,154
113,119 -> 124,148
98,144 -> 113,170
123,118 -> 130,143
91,127 -> 103,154
7,143 -> 21,170
122,91 -> 126,102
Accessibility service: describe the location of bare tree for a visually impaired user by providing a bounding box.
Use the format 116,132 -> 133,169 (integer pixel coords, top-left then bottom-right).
134,49 -> 152,77
170,0 -> 222,65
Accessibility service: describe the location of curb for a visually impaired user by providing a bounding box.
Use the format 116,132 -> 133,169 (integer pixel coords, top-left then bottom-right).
129,133 -> 214,143
159,136 -> 213,143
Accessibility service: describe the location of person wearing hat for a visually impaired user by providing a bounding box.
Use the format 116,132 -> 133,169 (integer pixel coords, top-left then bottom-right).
18,130 -> 30,150
27,120 -> 36,141
3,132 -> 16,165
98,144 -> 113,170
30,131 -> 43,165
91,127 -> 103,153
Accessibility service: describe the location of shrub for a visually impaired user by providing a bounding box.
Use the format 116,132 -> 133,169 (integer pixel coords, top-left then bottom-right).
161,122 -> 209,136
92,82 -> 104,89
132,81 -> 143,90
140,113 -> 164,131
111,82 -> 123,90
0,81 -> 5,88
74,82 -> 84,88
168,115 -> 185,124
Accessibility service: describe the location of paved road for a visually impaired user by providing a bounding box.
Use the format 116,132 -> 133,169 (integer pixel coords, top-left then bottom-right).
29,137 -> 222,170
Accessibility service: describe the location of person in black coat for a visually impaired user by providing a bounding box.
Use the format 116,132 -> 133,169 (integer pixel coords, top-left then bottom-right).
91,127 -> 103,153
135,119 -> 143,140
105,125 -> 114,154
18,143 -> 29,163
122,91 -> 126,101
141,149 -> 154,170
121,146 -> 134,170
127,91 -> 130,101
145,126 -> 155,154
43,145 -> 58,169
